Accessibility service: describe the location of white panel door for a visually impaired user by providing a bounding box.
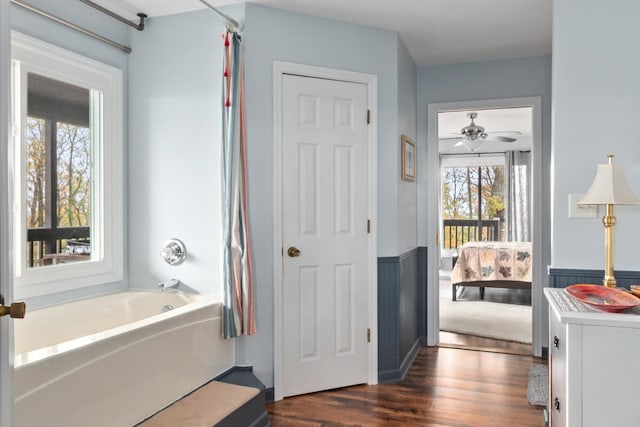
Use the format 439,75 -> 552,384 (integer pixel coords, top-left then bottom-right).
0,0 -> 13,423
281,74 -> 369,397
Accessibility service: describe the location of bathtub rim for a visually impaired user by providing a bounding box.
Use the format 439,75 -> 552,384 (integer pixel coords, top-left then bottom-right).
24,287 -> 222,311
14,289 -> 223,369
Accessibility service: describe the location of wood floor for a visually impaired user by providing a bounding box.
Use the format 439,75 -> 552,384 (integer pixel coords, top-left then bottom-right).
267,346 -> 547,426
440,331 -> 532,356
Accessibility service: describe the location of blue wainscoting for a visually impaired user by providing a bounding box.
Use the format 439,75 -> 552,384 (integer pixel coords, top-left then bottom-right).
548,267 -> 640,289
418,247 -> 428,345
377,247 -> 427,383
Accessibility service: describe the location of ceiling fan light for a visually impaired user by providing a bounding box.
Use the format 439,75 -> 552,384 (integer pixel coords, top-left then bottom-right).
462,139 -> 484,152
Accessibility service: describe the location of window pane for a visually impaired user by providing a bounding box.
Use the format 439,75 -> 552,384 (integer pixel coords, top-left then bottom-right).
441,163 -> 505,249
479,165 -> 505,240
480,166 -> 505,219
26,116 -> 47,229
26,72 -> 91,267
56,122 -> 91,228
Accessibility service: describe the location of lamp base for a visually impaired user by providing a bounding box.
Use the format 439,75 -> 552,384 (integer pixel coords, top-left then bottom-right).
603,276 -> 617,288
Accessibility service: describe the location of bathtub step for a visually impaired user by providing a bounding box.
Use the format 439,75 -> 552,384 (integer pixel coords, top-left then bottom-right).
138,380 -> 267,426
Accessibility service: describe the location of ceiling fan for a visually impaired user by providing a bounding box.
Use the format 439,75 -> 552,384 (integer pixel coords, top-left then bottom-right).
442,112 -> 522,152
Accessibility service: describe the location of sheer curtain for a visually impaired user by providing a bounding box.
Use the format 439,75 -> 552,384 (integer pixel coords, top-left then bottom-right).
221,31 -> 255,338
506,151 -> 531,242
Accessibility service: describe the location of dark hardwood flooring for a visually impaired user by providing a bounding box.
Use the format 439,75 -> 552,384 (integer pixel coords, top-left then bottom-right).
267,346 -> 547,426
439,331 -> 532,356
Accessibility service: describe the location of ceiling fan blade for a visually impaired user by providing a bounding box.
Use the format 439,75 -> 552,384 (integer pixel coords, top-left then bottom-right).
488,131 -> 523,136
491,135 -> 516,142
484,136 -> 516,143
439,137 -> 463,141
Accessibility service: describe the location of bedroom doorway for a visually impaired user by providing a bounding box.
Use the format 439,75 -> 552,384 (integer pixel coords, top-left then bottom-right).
426,98 -> 543,357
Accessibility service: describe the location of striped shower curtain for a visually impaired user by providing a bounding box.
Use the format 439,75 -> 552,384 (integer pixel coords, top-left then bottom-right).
221,31 -> 255,338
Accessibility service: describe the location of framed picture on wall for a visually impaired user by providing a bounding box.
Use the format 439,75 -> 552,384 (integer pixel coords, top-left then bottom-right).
401,135 -> 416,181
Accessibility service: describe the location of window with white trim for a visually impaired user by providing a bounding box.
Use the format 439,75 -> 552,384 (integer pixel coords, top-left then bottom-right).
11,32 -> 123,299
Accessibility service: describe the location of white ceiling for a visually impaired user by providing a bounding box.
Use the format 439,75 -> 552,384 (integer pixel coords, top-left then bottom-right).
100,0 -> 553,68
98,0 -> 549,143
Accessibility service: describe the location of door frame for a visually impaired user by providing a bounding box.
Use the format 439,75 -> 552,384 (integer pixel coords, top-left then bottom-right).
0,0 -> 13,425
426,97 -> 543,357
273,61 -> 378,401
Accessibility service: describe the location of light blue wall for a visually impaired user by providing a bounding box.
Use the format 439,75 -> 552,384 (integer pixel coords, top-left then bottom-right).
9,0 -> 129,308
10,0 -> 129,70
238,3 -> 415,387
4,0 -> 419,391
552,0 -> 640,270
417,55 -> 553,271
242,3 -> 402,259
397,38 -> 418,254
127,7 -> 241,296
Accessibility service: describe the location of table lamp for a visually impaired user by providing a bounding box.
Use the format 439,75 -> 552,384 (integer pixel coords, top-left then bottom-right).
578,154 -> 640,287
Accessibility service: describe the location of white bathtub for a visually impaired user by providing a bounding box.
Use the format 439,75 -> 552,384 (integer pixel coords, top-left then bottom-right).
13,289 -> 234,427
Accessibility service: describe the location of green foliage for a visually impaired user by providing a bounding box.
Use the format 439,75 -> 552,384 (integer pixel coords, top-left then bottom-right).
26,117 -> 47,228
26,117 -> 91,230
441,163 -> 505,248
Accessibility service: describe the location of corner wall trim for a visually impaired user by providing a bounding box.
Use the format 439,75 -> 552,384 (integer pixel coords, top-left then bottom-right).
378,337 -> 421,383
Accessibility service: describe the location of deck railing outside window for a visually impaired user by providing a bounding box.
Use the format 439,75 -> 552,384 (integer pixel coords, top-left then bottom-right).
443,219 -> 500,250
27,226 -> 90,267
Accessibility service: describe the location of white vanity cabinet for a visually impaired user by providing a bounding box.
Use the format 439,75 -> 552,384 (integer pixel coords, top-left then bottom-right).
545,288 -> 640,427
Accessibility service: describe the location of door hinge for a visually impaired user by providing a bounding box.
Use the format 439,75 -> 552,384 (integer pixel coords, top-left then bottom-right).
367,219 -> 371,234
367,109 -> 371,124
367,328 -> 371,343
436,233 -> 439,245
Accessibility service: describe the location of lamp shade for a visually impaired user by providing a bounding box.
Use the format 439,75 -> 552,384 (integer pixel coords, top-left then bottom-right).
578,155 -> 640,205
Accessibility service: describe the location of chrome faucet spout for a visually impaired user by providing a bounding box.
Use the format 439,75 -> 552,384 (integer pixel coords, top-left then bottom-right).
158,278 -> 182,291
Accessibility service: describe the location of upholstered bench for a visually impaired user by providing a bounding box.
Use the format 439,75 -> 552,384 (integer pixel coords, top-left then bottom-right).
138,380 -> 268,426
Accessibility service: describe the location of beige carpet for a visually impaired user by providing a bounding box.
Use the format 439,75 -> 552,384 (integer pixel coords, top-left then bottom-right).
440,279 -> 532,344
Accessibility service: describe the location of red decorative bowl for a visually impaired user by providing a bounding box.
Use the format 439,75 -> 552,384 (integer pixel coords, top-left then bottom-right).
566,284 -> 640,313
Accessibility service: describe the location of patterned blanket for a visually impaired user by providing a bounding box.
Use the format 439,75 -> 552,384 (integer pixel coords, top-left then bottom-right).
451,241 -> 532,284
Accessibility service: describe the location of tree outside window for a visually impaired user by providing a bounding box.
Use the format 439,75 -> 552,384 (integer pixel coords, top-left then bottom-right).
25,72 -> 91,267
441,163 -> 505,249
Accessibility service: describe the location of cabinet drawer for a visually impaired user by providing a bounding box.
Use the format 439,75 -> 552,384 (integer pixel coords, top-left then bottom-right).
549,310 -> 566,427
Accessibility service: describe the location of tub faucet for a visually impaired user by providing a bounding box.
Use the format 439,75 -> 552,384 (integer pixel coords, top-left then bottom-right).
158,278 -> 181,291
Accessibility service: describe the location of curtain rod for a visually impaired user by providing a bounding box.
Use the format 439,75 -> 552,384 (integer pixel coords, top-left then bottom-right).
78,0 -> 147,31
199,0 -> 243,32
11,0 -> 132,53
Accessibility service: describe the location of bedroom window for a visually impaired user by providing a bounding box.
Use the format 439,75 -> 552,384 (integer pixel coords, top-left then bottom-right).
441,155 -> 506,249
11,32 -> 123,298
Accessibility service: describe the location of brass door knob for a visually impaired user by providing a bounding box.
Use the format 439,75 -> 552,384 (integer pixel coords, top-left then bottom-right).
287,246 -> 301,257
0,302 -> 26,319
